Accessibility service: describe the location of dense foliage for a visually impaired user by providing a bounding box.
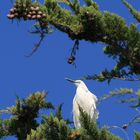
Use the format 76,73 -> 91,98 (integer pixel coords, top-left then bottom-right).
7,0 -> 140,82
0,92 -> 123,140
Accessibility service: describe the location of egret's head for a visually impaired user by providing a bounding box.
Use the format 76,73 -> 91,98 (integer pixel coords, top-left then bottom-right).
65,78 -> 86,87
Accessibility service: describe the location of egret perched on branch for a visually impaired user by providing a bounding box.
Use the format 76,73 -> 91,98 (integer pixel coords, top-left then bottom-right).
66,78 -> 99,128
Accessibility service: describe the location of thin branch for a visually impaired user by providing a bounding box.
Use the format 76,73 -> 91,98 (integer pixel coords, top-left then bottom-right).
25,34 -> 45,57
98,88 -> 135,104
25,22 -> 49,57
0,109 -> 11,114
125,108 -> 140,127
105,125 -> 130,140
112,76 -> 140,81
70,39 -> 79,56
135,108 -> 140,114
52,23 -> 73,35
67,39 -> 79,66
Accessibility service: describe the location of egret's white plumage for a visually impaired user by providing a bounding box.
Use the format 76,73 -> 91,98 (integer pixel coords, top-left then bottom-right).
66,78 -> 99,128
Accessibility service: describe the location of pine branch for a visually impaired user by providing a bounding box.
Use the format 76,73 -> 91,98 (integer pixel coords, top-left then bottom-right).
79,107 -> 122,140
7,0 -> 140,78
0,91 -> 54,140
122,0 -> 140,23
98,88 -> 134,103
134,131 -> 140,140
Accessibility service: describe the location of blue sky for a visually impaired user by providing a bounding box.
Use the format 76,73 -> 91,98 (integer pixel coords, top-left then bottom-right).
0,0 -> 140,139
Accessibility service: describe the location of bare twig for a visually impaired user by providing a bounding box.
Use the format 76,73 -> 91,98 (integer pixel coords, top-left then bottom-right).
25,34 -> 45,57
105,125 -> 130,140
25,22 -> 49,57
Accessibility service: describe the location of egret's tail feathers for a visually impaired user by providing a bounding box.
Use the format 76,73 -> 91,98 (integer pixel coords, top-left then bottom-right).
92,109 -> 99,120
95,109 -> 99,119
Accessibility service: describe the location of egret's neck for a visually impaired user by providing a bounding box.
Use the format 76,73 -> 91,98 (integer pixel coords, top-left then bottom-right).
76,84 -> 89,93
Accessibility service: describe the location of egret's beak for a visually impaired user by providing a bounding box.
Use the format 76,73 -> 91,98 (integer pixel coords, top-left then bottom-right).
65,78 -> 75,83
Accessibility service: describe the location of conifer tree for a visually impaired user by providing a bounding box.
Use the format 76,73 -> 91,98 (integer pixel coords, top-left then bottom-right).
0,0 -> 140,139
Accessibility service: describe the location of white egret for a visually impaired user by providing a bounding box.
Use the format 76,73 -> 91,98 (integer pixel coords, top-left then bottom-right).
66,78 -> 99,128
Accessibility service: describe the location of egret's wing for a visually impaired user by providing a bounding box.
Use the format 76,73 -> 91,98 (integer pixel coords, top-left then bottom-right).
90,105 -> 99,119
73,96 -> 81,128
88,91 -> 99,119
90,91 -> 98,102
